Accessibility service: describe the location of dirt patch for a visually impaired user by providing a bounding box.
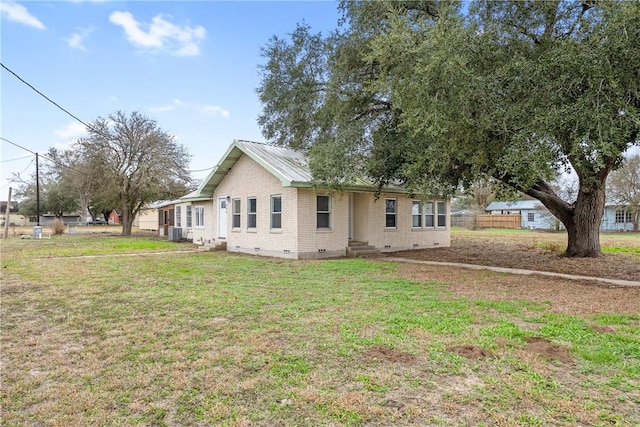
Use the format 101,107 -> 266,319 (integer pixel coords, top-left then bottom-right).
398,264 -> 640,315
523,337 -> 572,363
363,345 -> 417,363
393,233 -> 640,282
447,345 -> 493,359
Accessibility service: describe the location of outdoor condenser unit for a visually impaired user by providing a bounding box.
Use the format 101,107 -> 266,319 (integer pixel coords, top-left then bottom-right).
168,227 -> 182,241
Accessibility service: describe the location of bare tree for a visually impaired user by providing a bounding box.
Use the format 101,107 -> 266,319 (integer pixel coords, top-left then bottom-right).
78,111 -> 191,235
608,154 -> 640,231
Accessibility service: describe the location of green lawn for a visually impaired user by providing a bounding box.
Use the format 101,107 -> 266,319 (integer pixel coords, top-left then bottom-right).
1,236 -> 639,426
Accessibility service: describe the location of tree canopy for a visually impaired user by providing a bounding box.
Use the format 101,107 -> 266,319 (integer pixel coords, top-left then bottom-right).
76,111 -> 192,235
257,0 -> 640,257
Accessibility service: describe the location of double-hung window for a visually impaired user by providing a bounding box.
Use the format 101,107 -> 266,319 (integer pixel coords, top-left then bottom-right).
232,199 -> 241,229
437,201 -> 446,227
176,206 -> 182,228
385,198 -> 397,228
412,201 -> 422,227
271,195 -> 282,229
247,197 -> 257,229
195,206 -> 205,228
424,202 -> 435,227
186,205 -> 192,228
317,195 -> 330,229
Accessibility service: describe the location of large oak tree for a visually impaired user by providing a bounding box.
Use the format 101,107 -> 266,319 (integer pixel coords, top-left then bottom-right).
257,0 -> 640,257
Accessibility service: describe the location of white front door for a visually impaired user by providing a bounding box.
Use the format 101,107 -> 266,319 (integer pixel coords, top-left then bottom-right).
218,197 -> 228,239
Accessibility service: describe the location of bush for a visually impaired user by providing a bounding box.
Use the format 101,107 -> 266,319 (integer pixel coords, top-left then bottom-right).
52,219 -> 67,235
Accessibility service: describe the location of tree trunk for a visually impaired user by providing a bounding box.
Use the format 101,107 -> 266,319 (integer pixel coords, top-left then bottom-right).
564,179 -> 606,257
525,177 -> 605,258
121,207 -> 134,236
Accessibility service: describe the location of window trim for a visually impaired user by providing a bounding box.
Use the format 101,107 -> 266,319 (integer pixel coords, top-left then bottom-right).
412,200 -> 422,228
247,197 -> 257,229
232,198 -> 241,229
194,205 -> 205,228
186,205 -> 192,228
271,195 -> 282,230
436,201 -> 446,227
316,195 -> 331,229
424,201 -> 435,228
385,198 -> 397,228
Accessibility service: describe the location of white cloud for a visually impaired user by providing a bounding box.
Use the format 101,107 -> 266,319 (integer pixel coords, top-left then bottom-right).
109,95 -> 118,102
109,11 -> 206,57
54,122 -> 87,140
0,1 -> 45,30
149,104 -> 175,113
201,105 -> 230,119
64,28 -> 93,51
149,99 -> 230,119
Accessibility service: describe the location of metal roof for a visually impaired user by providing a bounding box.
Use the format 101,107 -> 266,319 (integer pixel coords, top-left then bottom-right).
188,140 -> 409,199
486,200 -> 544,211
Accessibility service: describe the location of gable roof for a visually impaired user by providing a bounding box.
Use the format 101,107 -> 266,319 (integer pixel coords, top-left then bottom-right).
188,140 -> 407,199
486,200 -> 545,211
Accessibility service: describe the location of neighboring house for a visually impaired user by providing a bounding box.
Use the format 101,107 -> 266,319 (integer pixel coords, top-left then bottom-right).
487,200 -> 636,232
135,200 -> 172,231
171,140 -> 450,259
486,200 -> 555,229
601,204 -> 636,232
108,210 -> 122,224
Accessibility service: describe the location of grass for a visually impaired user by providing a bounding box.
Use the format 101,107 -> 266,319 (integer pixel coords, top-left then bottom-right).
1,235 -> 639,426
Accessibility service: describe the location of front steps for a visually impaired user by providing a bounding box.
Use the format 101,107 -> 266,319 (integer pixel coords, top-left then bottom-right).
197,240 -> 227,252
347,241 -> 381,258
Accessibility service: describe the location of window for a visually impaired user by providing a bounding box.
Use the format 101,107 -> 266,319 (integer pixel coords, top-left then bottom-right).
437,201 -> 446,227
232,199 -> 241,228
195,206 -> 205,228
615,209 -> 632,223
424,202 -> 434,227
271,195 -> 282,229
412,201 -> 422,227
317,195 -> 331,228
527,212 -> 535,222
176,206 -> 182,227
385,198 -> 397,228
247,197 -> 257,228
186,205 -> 192,228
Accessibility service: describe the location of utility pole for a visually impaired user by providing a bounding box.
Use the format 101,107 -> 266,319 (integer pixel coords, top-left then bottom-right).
3,187 -> 11,239
36,152 -> 40,226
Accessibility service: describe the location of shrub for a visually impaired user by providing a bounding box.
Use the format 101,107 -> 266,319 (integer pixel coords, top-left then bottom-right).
52,219 -> 67,235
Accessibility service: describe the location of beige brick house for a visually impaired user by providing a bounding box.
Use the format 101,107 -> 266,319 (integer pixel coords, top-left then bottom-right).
173,140 -> 450,259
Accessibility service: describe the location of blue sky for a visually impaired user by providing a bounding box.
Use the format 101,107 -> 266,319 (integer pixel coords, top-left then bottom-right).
1,0 -> 342,193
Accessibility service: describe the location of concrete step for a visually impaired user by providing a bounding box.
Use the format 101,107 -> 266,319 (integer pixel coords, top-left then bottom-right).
346,244 -> 381,258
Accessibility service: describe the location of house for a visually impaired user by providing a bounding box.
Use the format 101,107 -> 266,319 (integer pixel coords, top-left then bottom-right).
108,209 -> 121,224
601,204 -> 636,232
486,200 -> 637,232
170,140 -> 450,259
135,201 -> 167,231
485,200 -> 556,229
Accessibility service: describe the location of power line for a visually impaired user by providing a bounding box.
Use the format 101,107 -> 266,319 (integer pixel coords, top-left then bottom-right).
0,137 -> 89,178
1,154 -> 32,163
0,137 -> 37,155
1,62 -> 92,130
